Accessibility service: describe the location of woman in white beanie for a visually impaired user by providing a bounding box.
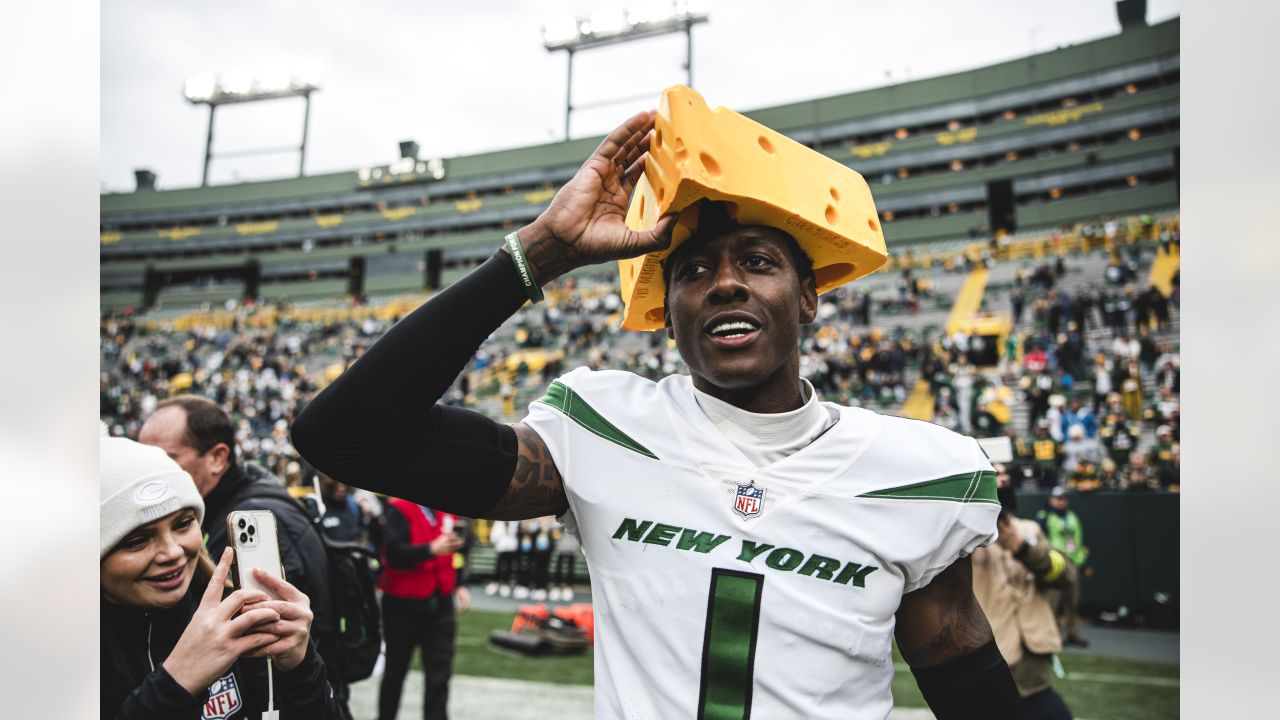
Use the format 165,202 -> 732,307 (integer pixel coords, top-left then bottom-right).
100,436 -> 344,719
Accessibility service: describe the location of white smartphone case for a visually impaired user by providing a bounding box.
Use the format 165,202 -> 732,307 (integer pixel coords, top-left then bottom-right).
226,509 -> 284,599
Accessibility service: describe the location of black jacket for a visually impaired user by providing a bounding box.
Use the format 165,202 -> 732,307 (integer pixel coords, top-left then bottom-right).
100,590 -> 342,719
201,463 -> 336,667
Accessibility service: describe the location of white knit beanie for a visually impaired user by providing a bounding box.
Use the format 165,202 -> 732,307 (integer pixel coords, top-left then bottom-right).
100,437 -> 205,557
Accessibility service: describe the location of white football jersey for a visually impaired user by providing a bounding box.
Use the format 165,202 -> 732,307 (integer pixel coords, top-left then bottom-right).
522,367 -> 998,720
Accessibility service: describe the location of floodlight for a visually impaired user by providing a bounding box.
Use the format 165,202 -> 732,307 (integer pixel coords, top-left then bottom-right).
675,0 -> 710,18
183,68 -> 321,186
543,2 -> 708,138
256,68 -> 295,94
293,66 -> 323,90
220,71 -> 254,96
628,1 -> 674,26
588,8 -> 628,36
543,15 -> 580,45
184,74 -> 217,102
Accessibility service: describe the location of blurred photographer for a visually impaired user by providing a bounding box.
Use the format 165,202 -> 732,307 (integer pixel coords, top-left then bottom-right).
972,462 -> 1077,720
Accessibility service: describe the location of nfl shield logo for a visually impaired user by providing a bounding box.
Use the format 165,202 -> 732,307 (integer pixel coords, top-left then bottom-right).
734,481 -> 765,518
202,672 -> 242,719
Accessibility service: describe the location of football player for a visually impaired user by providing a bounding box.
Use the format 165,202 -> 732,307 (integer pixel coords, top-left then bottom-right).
294,110 -> 1021,719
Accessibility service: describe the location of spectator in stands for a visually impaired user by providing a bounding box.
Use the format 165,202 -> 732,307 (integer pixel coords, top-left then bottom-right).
1031,421 -> 1061,489
972,398 -> 1003,438
1060,425 -> 1101,480
1099,402 -> 1140,472
1155,359 -> 1180,395
1025,373 -> 1052,434
933,398 -> 961,432
1061,397 -> 1097,439
1044,395 -> 1066,443
1117,359 -> 1144,422
1090,354 -> 1113,411
1112,332 -> 1140,364
1070,458 -> 1101,492
137,395 -> 345,713
951,353 -> 977,432
1010,285 -> 1025,326
1097,459 -> 1120,490
1123,451 -> 1156,491
1137,325 -> 1161,373
1151,425 -> 1181,491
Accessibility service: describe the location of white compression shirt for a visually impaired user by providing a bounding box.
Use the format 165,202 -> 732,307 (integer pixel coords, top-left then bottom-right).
692,378 -> 839,468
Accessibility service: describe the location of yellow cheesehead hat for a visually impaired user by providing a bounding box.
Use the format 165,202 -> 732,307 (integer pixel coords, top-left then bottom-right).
619,85 -> 888,331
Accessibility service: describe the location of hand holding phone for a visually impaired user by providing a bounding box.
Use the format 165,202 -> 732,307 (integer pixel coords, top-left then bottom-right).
226,510 -> 284,599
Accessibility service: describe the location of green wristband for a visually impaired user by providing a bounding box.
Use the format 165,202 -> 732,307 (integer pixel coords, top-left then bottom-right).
504,231 -> 544,303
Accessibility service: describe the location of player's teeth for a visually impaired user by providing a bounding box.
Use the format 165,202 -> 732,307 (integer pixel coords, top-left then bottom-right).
711,321 -> 757,336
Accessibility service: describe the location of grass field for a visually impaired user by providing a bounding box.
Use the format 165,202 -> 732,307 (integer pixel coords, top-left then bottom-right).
419,610 -> 1178,719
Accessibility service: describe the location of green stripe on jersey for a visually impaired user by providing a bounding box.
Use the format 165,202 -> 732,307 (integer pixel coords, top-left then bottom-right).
859,470 -> 998,504
535,381 -> 657,459
698,570 -> 764,720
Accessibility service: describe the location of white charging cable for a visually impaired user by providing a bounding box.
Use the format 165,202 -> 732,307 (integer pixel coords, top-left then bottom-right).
262,657 -> 279,720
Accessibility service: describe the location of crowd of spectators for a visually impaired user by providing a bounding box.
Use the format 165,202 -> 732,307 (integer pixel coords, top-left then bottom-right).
101,232 -> 1178,499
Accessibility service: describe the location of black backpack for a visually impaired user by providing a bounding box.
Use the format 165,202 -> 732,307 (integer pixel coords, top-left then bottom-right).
242,483 -> 383,684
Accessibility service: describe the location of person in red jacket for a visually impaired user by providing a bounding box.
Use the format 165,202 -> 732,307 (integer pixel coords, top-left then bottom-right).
377,498 -> 470,720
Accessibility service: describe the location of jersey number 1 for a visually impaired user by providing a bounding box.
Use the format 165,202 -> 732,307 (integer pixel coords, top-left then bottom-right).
697,568 -> 764,720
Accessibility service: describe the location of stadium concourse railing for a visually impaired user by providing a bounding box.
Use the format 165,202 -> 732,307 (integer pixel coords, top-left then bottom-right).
882,210 -> 1180,273
114,209 -> 1179,327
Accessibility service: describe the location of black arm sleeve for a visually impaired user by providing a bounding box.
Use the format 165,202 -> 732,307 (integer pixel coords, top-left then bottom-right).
911,639 -> 1026,719
291,250 -> 526,517
383,505 -> 435,568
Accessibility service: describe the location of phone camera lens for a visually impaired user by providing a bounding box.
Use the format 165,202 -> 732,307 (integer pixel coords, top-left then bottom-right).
238,518 -> 247,529
239,532 -> 248,543
247,526 -> 256,536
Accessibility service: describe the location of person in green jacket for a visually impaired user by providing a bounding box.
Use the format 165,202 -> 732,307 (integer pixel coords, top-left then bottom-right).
1036,487 -> 1089,646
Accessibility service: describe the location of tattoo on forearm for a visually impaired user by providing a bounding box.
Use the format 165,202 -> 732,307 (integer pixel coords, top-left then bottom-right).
896,557 -> 994,668
486,424 -> 569,520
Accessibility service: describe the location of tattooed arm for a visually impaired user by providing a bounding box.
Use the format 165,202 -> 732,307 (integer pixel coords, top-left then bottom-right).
894,557 -> 1024,718
483,424 -> 570,520
894,557 -> 993,667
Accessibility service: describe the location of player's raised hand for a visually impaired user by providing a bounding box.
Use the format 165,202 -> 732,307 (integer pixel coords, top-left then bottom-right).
516,110 -> 677,282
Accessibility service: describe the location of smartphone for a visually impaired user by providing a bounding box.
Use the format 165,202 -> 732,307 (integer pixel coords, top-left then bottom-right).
226,509 -> 284,599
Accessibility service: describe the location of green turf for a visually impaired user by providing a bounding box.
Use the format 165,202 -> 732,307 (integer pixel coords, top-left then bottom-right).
412,609 -> 595,686
888,644 -> 1179,719
431,611 -> 1178,718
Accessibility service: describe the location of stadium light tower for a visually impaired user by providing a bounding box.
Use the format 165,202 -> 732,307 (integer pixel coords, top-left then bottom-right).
183,69 -> 321,186
543,0 -> 709,139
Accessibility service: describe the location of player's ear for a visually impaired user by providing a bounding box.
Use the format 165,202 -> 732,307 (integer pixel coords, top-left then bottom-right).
798,276 -> 818,325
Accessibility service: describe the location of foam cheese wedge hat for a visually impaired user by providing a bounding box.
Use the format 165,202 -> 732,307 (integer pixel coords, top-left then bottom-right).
619,85 -> 888,331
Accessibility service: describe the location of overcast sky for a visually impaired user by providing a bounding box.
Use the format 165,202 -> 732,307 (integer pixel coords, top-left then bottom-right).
101,0 -> 1180,193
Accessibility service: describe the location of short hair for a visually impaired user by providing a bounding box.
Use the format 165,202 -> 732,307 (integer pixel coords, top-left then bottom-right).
154,394 -> 238,464
660,201 -> 815,291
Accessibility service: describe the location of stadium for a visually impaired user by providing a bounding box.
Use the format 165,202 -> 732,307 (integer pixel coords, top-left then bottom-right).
100,4 -> 1179,719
